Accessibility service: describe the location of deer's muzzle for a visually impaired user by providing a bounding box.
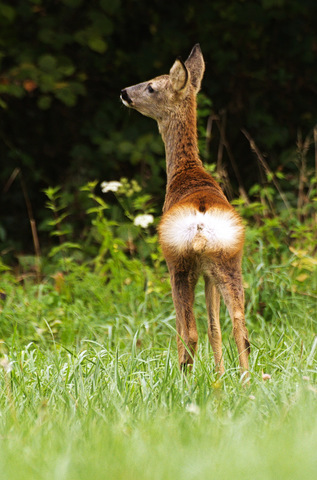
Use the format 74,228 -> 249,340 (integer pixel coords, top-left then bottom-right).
120,89 -> 133,107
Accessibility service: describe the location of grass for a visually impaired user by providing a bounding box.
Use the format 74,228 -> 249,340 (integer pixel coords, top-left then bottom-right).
0,336 -> 317,480
0,237 -> 316,480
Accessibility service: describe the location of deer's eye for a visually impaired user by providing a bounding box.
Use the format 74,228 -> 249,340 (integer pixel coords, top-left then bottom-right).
147,84 -> 155,93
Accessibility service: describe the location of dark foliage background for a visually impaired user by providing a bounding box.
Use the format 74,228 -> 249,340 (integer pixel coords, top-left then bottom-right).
1,0 -> 316,258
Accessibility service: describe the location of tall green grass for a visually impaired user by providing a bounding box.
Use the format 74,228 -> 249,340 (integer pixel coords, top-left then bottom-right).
0,328 -> 316,480
0,246 -> 316,479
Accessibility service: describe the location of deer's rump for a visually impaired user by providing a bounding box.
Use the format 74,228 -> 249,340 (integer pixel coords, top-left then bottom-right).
159,203 -> 244,259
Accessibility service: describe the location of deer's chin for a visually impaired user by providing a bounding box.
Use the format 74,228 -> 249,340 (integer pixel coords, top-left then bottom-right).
121,99 -> 156,120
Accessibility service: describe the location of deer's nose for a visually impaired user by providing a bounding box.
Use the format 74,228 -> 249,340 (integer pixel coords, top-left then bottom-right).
120,89 -> 132,105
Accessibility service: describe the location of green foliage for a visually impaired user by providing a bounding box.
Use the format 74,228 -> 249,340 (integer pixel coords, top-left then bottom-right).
0,175 -> 316,348
42,177 -> 162,269
0,179 -> 165,344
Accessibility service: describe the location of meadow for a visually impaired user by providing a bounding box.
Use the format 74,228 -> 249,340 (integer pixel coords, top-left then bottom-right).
0,178 -> 316,480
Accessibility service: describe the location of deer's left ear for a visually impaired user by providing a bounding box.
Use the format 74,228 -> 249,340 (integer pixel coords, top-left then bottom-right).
169,58 -> 189,92
185,44 -> 205,93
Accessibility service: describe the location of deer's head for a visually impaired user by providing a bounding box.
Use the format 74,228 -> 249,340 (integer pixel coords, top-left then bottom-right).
120,44 -> 205,124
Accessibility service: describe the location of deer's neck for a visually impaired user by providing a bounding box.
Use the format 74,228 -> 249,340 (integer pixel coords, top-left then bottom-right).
159,97 -> 203,184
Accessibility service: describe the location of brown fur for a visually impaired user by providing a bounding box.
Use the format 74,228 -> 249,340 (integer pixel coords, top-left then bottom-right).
121,44 -> 250,375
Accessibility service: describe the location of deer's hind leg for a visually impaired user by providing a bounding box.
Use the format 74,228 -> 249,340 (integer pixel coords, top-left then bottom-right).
216,258 -> 250,374
204,275 -> 225,376
168,262 -> 199,370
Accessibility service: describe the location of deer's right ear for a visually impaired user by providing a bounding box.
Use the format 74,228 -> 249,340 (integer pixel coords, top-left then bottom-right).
169,58 -> 189,92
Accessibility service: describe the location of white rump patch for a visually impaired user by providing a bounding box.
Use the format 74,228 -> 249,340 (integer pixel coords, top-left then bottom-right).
160,207 -> 244,255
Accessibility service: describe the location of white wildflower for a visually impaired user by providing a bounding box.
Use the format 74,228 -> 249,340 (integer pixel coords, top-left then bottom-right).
186,403 -> 200,415
101,181 -> 122,193
0,356 -> 13,374
134,214 -> 154,228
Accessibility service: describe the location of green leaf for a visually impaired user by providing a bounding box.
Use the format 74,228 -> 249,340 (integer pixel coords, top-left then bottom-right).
87,36 -> 108,54
49,242 -> 82,257
55,88 -> 77,106
0,3 -> 16,23
38,55 -> 57,73
37,95 -> 52,110
0,97 -> 7,109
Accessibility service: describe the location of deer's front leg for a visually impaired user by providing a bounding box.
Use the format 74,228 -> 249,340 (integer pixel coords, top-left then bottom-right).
168,264 -> 199,370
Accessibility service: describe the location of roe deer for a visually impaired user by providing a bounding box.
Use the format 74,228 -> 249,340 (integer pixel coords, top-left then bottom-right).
120,44 -> 250,376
